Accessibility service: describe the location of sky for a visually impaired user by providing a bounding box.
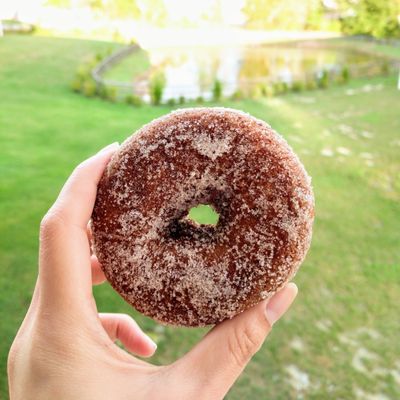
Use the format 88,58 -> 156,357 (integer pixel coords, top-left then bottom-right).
1,0 -> 44,21
164,0 -> 245,25
0,0 -> 245,25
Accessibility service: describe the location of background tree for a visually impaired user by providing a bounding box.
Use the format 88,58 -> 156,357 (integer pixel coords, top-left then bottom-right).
80,0 -> 140,19
45,0 -> 72,6
137,0 -> 168,27
201,0 -> 224,25
338,0 -> 400,39
107,0 -> 141,19
242,0 -> 323,31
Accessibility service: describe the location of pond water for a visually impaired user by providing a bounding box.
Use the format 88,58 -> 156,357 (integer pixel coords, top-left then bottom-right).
112,42 -> 388,101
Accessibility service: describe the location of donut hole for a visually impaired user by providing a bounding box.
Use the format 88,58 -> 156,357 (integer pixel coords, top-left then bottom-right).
186,203 -> 220,226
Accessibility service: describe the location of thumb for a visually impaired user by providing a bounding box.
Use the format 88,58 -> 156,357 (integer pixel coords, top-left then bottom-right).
173,283 -> 298,399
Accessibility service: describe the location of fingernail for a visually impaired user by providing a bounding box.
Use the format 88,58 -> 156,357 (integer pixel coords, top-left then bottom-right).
265,283 -> 298,325
146,335 -> 157,351
98,142 -> 119,154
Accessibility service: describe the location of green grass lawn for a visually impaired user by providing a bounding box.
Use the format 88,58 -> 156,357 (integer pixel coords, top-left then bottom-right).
1,34 -> 399,399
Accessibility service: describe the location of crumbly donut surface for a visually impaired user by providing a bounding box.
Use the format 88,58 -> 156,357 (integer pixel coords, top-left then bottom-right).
92,108 -> 314,327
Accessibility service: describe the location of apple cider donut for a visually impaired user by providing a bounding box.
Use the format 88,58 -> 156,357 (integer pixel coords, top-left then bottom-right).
92,108 -> 314,327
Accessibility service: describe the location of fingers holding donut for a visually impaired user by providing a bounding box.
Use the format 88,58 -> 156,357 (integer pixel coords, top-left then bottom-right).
91,254 -> 106,285
38,143 -> 119,312
88,221 -> 106,285
99,313 -> 157,357
164,284 -> 298,399
87,221 -> 93,255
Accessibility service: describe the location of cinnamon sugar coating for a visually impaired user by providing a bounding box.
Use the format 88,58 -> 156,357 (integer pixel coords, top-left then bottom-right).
92,108 -> 314,327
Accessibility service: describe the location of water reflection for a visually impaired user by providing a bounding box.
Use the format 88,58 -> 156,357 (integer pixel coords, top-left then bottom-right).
130,43 -> 385,100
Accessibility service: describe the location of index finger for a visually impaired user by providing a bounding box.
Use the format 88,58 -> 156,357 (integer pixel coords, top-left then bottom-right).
49,142 -> 119,229
38,143 -> 119,310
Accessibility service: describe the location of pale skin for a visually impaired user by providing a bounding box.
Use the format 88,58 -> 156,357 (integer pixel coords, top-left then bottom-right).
8,143 -> 298,400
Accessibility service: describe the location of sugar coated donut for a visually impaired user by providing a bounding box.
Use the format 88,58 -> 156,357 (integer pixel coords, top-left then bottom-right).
92,108 -> 314,327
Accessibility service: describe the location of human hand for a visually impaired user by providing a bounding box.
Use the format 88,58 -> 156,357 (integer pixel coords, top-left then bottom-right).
8,143 -> 298,400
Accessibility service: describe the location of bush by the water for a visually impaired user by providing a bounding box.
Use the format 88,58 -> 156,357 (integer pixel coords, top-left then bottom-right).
125,94 -> 143,107
381,61 -> 391,75
273,81 -> 289,95
249,85 -> 263,99
305,79 -> 318,90
291,80 -> 304,92
262,84 -> 275,97
71,50 -> 119,102
342,66 -> 350,83
230,89 -> 244,101
149,72 -> 166,105
70,78 -> 82,92
82,80 -> 97,97
318,70 -> 330,89
212,79 -> 223,101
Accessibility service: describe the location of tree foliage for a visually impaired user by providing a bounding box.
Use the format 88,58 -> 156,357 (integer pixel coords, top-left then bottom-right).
45,0 -> 71,6
242,0 -> 323,30
108,0 -> 141,19
242,0 -> 400,38
83,0 -> 140,19
137,0 -> 168,27
339,0 -> 400,39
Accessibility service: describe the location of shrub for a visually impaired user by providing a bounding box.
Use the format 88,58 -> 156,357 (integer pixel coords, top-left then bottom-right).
262,84 -> 275,97
125,94 -> 143,106
318,70 -> 329,89
341,66 -> 350,83
82,79 -> 97,97
97,84 -> 108,99
71,50 -> 115,100
70,78 -> 82,93
291,80 -> 304,92
305,79 -> 318,91
212,79 -> 223,101
249,85 -> 263,99
132,95 -> 143,106
149,72 -> 165,105
273,81 -> 289,95
272,82 -> 282,95
76,65 -> 91,80
381,61 -> 390,75
87,56 -> 99,69
178,95 -> 185,105
166,98 -> 176,106
98,85 -> 117,101
106,86 -> 117,102
195,96 -> 204,104
230,89 -> 244,101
